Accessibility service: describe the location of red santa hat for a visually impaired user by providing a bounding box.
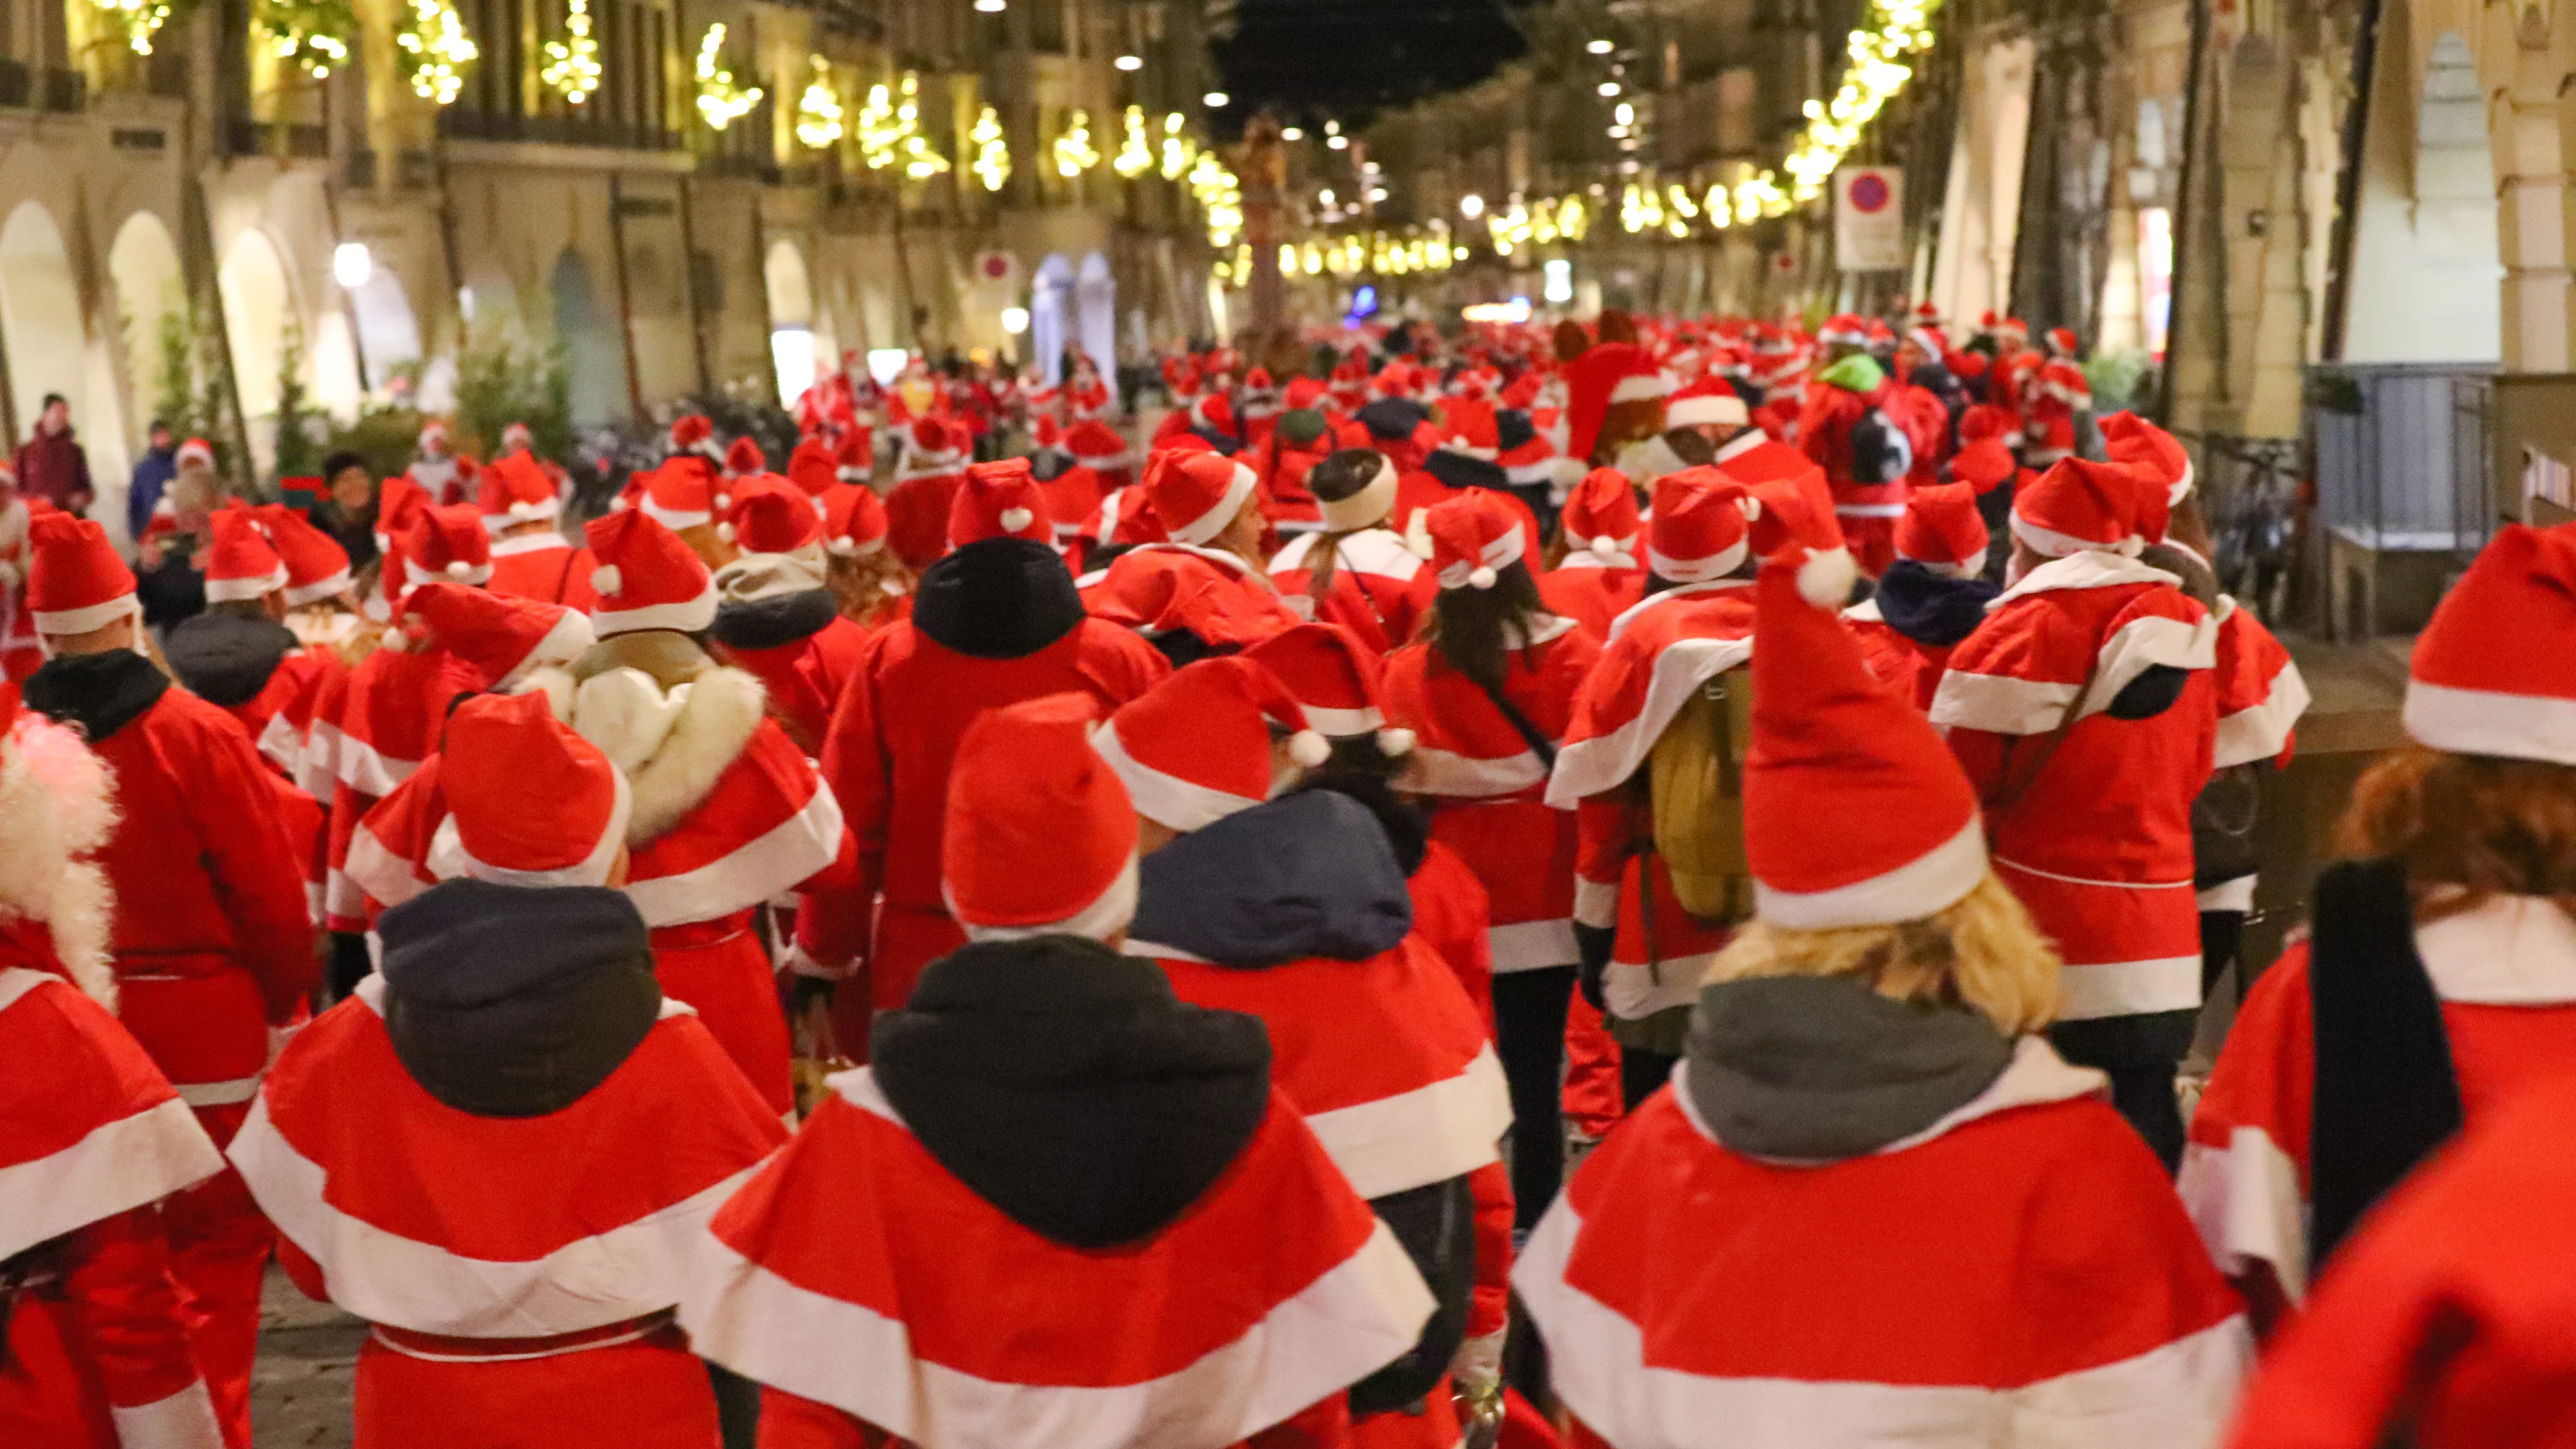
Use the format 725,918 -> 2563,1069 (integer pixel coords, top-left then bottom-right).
1433,398 -> 1500,460
1892,482 -> 1990,578
254,504 -> 354,605
402,504 -> 494,588
442,692 -> 631,889
1562,468 -> 1644,562
786,438 -> 841,500
1563,342 -> 1670,464
1142,449 -> 1258,547
2045,327 -> 2081,358
585,509 -> 718,635
1187,393 -> 1238,439
1664,378 -> 1749,431
669,414 -> 721,460
1744,556 -> 1988,927
2403,523 -> 2576,765
2010,458 -> 2161,559
25,513 -> 137,634
500,421 -> 534,451
719,476 -> 822,554
1063,421 -> 1132,472
1743,469 -> 1859,608
640,461 -> 728,533
1081,486 -> 1168,551
1949,437 -> 2020,494
202,507 -> 290,603
835,429 -> 873,482
404,581 -> 594,688
902,417 -> 969,471
944,693 -> 1140,942
1500,371 -> 1544,412
1819,313 -> 1872,347
948,458 -> 1055,549
476,451 -> 561,522
175,436 -> 216,470
375,474 -> 429,554
822,486 -> 890,558
1244,623 -> 1413,756
2098,412 -> 2195,506
1424,490 -> 1526,591
1646,467 -> 1754,585
1283,376 -> 1330,413
1091,657 -> 1326,832
1031,415 -> 1065,453
724,436 -> 766,478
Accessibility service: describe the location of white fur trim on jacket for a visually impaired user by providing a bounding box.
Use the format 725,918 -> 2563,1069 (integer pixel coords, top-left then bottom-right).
0,714 -> 119,1009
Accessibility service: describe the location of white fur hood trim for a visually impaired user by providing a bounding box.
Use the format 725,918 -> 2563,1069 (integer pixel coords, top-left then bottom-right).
519,663 -> 768,846
0,716 -> 120,1010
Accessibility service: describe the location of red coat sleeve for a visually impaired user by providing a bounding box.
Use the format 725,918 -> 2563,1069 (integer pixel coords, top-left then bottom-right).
1466,1160 -> 1515,1340
799,633 -> 894,979
56,1205 -> 215,1416
171,710 -> 319,1022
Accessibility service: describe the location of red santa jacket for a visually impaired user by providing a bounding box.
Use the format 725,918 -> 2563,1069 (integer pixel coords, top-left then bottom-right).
1079,544 -> 1306,653
717,613 -> 872,756
24,666 -> 316,1102
1795,374 -> 1908,527
2022,358 -> 2091,465
796,592 -> 1169,1015
1517,1040 -> 2251,1448
0,958 -> 229,1449
2182,896 -> 2576,1307
1267,529 -> 1438,655
1383,617 -> 1598,973
2222,1071 -> 2576,1449
1929,552 -> 2217,1027
2208,598 -> 2308,770
883,471 -> 965,572
321,641 -> 482,930
1409,841 -> 1493,1034
1839,595 -> 1946,708
1538,555 -> 1647,644
678,1069 -> 1434,1449
1548,583 -> 1757,1022
486,530 -> 600,609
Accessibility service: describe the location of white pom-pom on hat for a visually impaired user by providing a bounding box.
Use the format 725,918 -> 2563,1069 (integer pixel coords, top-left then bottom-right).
713,493 -> 732,512
1468,565 -> 1497,590
590,564 -> 623,596
1001,506 -> 1035,532
1795,545 -> 1858,609
445,559 -> 473,579
1589,535 -> 1617,559
716,521 -> 737,543
1288,729 -> 1332,769
1376,727 -> 1416,757
610,494 -> 632,512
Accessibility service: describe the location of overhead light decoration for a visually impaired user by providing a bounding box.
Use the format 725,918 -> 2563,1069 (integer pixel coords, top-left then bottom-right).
1187,148 -> 1242,247
394,0 -> 476,104
1203,90 -> 1230,107
1052,107 -> 1102,177
970,104 -> 1011,190
973,0 -> 1004,10
1484,194 -> 1587,256
1780,0 -> 1939,199
1280,125 -> 1303,141
693,23 -> 761,129
1160,112 -> 1194,180
1586,38 -> 1614,54
1114,53 -> 1142,71
795,58 -> 845,149
97,0 -> 172,55
540,0 -> 600,102
895,73 -> 951,178
1597,81 -> 1620,97
257,0 -> 356,78
1114,105 -> 1155,178
859,72 -> 951,177
1459,193 -> 1484,219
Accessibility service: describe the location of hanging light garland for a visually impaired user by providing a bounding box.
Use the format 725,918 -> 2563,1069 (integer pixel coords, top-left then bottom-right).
795,57 -> 843,148
894,72 -> 951,178
1159,112 -> 1194,181
396,0 -> 476,105
857,73 -> 949,176
254,0 -> 356,78
694,23 -> 763,130
1051,108 -> 1101,178
540,0 -> 600,103
1185,147 -> 1240,248
1113,105 -> 1154,178
969,104 -> 1010,191
95,0 -> 171,55
1484,193 -> 1589,256
1271,223 -> 1460,280
1780,0 -> 1939,200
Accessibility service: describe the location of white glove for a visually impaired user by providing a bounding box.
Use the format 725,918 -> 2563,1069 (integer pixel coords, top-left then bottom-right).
1448,1328 -> 1505,1397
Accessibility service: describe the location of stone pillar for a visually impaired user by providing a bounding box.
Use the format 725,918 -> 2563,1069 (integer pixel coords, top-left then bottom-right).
2498,28 -> 2570,372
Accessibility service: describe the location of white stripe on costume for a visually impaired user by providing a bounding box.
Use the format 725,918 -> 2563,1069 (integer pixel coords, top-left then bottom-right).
623,780 -> 845,929
107,1380 -> 226,1449
2211,660 -> 2311,768
2176,1126 -> 2308,1300
1403,747 -> 1549,801
0,1080 -> 224,1262
1546,635 -> 1752,806
1928,670 -> 2079,737
1303,1044 -> 1510,1199
1489,918 -> 1578,973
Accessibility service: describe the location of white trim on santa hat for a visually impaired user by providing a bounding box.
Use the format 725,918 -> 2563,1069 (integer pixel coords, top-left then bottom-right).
1436,523 -> 1525,591
284,568 -> 354,607
500,494 -> 564,523
1752,815 -> 1988,931
955,855 -> 1140,945
1648,537 -> 1749,585
205,564 -> 290,604
1089,718 -> 1261,833
32,594 -> 138,635
1609,371 -> 1674,404
2404,679 -> 2576,767
1665,390 -> 1749,430
1167,460 -> 1260,547
403,557 -> 496,588
1298,701 -> 1384,737
439,768 -> 635,890
2009,510 -> 2141,560
591,576 -> 720,636
1318,459 -> 1399,533
641,500 -> 714,533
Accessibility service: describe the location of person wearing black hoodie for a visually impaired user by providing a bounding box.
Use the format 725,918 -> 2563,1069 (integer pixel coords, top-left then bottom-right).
793,461 -> 1169,1042
686,695 -> 1436,1449
226,691 -> 788,1449
1839,482 -> 2002,708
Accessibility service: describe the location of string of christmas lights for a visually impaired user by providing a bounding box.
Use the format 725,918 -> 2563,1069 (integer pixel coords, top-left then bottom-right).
254,0 -> 355,79
694,23 -> 762,130
970,105 -> 1010,191
1114,105 -> 1154,178
795,57 -> 844,148
395,0 -> 475,105
1051,108 -> 1100,178
95,0 -> 171,56
539,0 -> 600,104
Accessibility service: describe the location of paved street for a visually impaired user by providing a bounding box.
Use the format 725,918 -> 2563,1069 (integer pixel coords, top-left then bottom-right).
250,1267 -> 362,1448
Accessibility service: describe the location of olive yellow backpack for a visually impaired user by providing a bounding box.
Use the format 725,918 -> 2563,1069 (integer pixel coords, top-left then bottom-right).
1647,666 -> 1756,925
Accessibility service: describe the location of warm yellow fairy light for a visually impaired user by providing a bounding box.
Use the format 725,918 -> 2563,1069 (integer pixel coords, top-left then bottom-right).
1051,108 -> 1101,178
795,58 -> 844,148
1187,148 -> 1242,248
396,0 -> 475,105
694,23 -> 761,129
540,0 -> 600,103
894,72 -> 951,178
97,0 -> 171,55
1161,112 -> 1193,180
1114,105 -> 1155,179
970,105 -> 1010,190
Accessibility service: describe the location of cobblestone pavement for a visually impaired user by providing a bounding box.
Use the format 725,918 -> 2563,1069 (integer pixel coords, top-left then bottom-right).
250,1265 -> 362,1447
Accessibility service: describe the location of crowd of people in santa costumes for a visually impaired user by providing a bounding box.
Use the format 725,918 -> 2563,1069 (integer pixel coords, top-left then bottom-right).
23,295 -> 2576,1449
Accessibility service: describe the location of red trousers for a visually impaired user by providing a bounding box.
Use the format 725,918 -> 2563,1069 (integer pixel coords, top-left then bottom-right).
651,918 -> 793,1115
167,1102 -> 268,1449
1561,994 -> 1625,1142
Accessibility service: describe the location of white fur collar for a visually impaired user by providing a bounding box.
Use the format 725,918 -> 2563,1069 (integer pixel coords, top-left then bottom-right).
1989,551 -> 2180,609
2418,894 -> 2576,1005
0,717 -> 119,1010
520,664 -> 767,845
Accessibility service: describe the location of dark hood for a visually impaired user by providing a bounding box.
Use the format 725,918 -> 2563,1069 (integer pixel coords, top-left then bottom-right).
163,612 -> 299,707
1423,449 -> 1508,494
377,881 -> 662,1117
1358,397 -> 1429,443
1496,409 -> 1537,454
871,936 -> 1273,1248
25,649 -> 170,743
712,588 -> 839,651
1871,560 -> 2000,649
1189,427 -> 1244,456
1131,791 -> 1413,967
912,537 -> 1086,659
1683,975 -> 2015,1161
1287,771 -> 1429,876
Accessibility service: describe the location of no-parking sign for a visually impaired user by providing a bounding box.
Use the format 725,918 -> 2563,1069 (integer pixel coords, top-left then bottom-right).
1834,167 -> 1905,272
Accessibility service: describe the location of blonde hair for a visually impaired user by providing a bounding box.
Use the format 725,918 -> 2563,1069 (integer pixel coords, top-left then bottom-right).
1704,873 -> 2062,1035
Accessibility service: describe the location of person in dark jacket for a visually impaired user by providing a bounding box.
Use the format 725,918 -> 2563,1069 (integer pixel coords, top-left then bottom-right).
305,451 -> 380,572
15,394 -> 93,516
126,421 -> 176,544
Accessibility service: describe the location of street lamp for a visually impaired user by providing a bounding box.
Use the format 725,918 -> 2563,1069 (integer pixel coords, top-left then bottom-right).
333,241 -> 372,288
1326,135 -> 1348,150
1597,81 -> 1620,97
1459,193 -> 1484,218
1001,306 -> 1031,335
1585,38 -> 1613,54
1114,54 -> 1142,70
973,0 -> 1005,11
1280,125 -> 1302,140
1203,91 -> 1229,107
